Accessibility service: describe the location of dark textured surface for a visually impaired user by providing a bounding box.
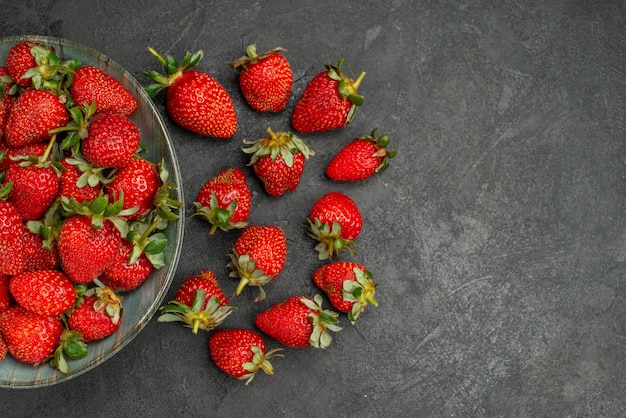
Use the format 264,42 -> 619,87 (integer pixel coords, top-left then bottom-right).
1,0 -> 625,416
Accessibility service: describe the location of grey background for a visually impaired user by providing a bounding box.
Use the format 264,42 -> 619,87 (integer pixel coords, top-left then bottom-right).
1,0 -> 625,417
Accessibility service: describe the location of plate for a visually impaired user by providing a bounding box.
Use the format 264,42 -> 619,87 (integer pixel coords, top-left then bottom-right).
0,35 -> 184,388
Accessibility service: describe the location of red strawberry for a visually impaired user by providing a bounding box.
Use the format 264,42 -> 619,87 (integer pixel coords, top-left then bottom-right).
69,65 -> 138,116
100,238 -> 153,292
67,286 -> 122,342
307,191 -> 363,260
255,294 -> 342,349
9,269 -> 76,316
158,270 -> 233,334
145,48 -> 237,138
0,305 -> 63,365
5,41 -> 44,88
291,59 -> 365,133
192,167 -> 251,234
0,274 -> 11,312
59,157 -> 103,204
228,225 -> 287,301
242,128 -> 314,197
229,44 -> 292,112
209,328 -> 283,384
81,112 -> 141,169
0,198 -> 26,275
326,129 -> 396,182
4,148 -> 60,221
0,141 -> 47,172
313,261 -> 379,324
57,214 -> 122,284
0,332 -> 7,362
4,88 -> 69,147
106,156 -> 159,221
22,228 -> 60,272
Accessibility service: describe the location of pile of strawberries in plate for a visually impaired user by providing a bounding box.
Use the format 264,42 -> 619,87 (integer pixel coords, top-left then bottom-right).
145,44 -> 396,384
0,40 -> 181,373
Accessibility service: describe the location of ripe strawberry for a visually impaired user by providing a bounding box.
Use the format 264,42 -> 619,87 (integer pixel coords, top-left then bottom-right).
291,59 -> 365,133
59,157 -> 103,204
0,274 -> 11,312
145,48 -> 237,138
0,305 -> 63,365
313,261 -> 379,324
57,214 -> 122,284
209,328 -> 283,384
69,65 -> 138,116
326,129 -> 396,182
106,156 -> 159,221
0,141 -> 47,172
255,294 -> 342,349
4,147 -> 60,221
81,112 -> 141,169
67,286 -> 122,342
192,167 -> 251,234
4,88 -> 69,147
307,191 -> 363,260
0,198 -> 26,275
100,238 -> 154,292
242,128 -> 314,197
229,44 -> 292,112
5,41 -> 44,88
22,228 -> 60,272
228,225 -> 287,301
158,270 -> 233,334
9,269 -> 76,316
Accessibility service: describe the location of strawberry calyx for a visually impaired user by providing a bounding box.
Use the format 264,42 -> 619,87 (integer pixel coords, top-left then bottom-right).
144,47 -> 203,97
228,44 -> 287,70
359,128 -> 397,173
50,101 -> 98,153
341,267 -> 379,325
18,44 -> 80,94
307,218 -> 356,260
126,215 -> 168,269
300,294 -> 342,349
152,158 -> 183,226
192,192 -> 247,235
240,345 -> 284,385
158,289 -> 234,334
50,328 -> 88,374
60,195 -> 135,237
228,250 -> 275,302
242,127 -> 314,168
327,59 -> 366,124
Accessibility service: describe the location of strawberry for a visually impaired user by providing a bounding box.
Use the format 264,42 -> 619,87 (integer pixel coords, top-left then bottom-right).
59,156 -> 104,204
9,269 -> 77,316
291,59 -> 365,133
192,167 -> 251,234
229,44 -> 292,112
21,228 -> 60,272
4,88 -> 69,147
0,333 -> 6,362
4,139 -> 61,221
0,305 -> 63,365
145,48 -> 237,138
69,65 -> 138,116
255,294 -> 342,349
5,41 -> 44,88
242,128 -> 315,197
0,141 -> 47,172
106,156 -> 159,221
81,112 -> 141,169
326,129 -> 396,182
158,270 -> 233,334
0,197 -> 26,275
67,286 -> 122,342
0,274 -> 11,312
100,238 -> 153,292
228,225 -> 287,302
57,213 -> 122,284
307,191 -> 363,260
209,328 -> 283,384
313,261 -> 379,324
0,67 -> 17,138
